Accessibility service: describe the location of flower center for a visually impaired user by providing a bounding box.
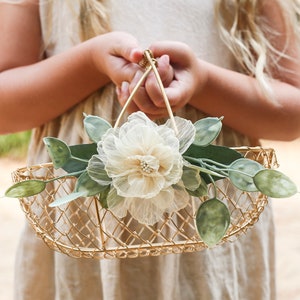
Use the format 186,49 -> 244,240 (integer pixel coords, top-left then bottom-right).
140,160 -> 155,174
138,155 -> 159,175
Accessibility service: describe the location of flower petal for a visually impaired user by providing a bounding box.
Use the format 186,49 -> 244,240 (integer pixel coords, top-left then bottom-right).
114,173 -> 164,198
125,197 -> 165,225
87,155 -> 111,185
127,111 -> 157,128
165,117 -> 195,153
164,182 -> 190,213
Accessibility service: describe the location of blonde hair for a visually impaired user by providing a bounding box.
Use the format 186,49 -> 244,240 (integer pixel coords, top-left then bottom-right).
215,0 -> 300,98
9,0 -> 299,98
77,0 -> 110,40
40,0 -> 110,51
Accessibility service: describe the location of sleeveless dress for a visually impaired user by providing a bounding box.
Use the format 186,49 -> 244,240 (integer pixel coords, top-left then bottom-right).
14,1 -> 276,299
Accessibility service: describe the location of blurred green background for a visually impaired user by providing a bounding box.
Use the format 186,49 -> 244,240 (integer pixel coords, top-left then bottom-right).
0,131 -> 31,158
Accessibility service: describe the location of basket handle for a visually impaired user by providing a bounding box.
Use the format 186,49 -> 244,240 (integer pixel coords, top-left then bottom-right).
114,50 -> 178,134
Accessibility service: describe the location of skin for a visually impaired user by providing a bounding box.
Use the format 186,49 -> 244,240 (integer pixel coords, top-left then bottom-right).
0,0 -> 145,133
122,0 -> 300,141
1,0 -> 300,142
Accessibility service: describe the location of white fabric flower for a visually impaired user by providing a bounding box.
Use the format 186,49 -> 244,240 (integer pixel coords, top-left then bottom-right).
95,112 -> 195,225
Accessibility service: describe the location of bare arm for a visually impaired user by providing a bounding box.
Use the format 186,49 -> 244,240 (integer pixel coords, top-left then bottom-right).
0,1 -> 143,134
190,0 -> 300,141
141,1 -> 300,141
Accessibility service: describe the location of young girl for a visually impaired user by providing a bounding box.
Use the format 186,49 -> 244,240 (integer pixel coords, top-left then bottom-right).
1,0 -> 300,299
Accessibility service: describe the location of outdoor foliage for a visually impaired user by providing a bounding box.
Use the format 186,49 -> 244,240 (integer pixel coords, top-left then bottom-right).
0,131 -> 31,158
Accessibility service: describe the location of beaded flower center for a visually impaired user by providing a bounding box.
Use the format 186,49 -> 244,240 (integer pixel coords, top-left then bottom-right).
140,160 -> 155,174
138,155 -> 159,175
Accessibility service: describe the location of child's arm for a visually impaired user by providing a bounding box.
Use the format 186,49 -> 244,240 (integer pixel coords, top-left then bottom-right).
0,1 -> 143,134
124,1 -> 300,141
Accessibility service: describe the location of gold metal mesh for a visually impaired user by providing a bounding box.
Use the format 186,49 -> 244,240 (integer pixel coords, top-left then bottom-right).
12,147 -> 277,259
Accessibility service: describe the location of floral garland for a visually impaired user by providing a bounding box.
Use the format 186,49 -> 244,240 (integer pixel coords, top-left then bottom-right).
5,51 -> 298,247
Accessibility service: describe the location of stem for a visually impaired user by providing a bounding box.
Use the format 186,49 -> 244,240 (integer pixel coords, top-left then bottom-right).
71,156 -> 89,163
184,155 -> 257,178
207,173 -> 217,199
45,170 -> 85,183
184,156 -> 228,177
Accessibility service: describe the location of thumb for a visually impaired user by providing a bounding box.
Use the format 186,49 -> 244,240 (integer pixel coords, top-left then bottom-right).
111,32 -> 144,63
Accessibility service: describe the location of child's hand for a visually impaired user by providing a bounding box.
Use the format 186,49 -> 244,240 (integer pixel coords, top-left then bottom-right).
90,31 -> 144,89
149,41 -> 202,115
116,41 -> 202,119
116,54 -> 175,118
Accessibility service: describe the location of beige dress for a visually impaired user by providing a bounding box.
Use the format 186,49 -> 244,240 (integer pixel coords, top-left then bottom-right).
14,1 -> 275,299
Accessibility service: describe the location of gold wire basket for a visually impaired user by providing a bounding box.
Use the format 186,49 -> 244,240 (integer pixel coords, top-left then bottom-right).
12,147 -> 277,259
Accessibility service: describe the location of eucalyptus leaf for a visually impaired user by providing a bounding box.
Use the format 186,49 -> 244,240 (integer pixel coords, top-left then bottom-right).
98,185 -> 111,208
75,171 -> 108,196
5,180 -> 46,198
49,191 -> 85,207
182,163 -> 202,191
62,143 -> 97,174
70,143 -> 97,159
254,169 -> 298,198
229,158 -> 264,192
184,144 -> 242,184
187,179 -> 208,197
43,137 -> 71,169
84,114 -> 111,143
184,144 -> 242,166
87,155 -> 111,186
196,198 -> 230,247
193,117 -> 223,146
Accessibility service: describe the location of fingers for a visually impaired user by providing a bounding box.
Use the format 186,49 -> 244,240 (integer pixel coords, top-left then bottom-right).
149,41 -> 193,65
117,78 -> 169,116
109,31 -> 144,63
114,40 -> 194,119
144,55 -> 174,107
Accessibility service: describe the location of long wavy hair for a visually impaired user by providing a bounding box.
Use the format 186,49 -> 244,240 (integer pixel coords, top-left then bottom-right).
215,0 -> 300,97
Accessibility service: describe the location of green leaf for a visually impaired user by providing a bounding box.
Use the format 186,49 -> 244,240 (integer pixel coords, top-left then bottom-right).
107,187 -> 125,209
49,191 -> 85,207
182,163 -> 202,191
184,144 -> 242,183
62,143 -> 97,174
187,179 -> 208,197
184,144 -> 242,164
87,155 -> 111,185
229,158 -> 264,192
98,185 -> 111,208
5,180 -> 46,198
84,114 -> 112,143
193,117 -> 223,146
254,169 -> 298,198
75,171 -> 108,197
70,143 -> 97,159
196,198 -> 230,247
43,137 -> 71,169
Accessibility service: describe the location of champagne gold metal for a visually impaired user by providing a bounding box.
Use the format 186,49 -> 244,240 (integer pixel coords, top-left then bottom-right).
12,147 -> 277,259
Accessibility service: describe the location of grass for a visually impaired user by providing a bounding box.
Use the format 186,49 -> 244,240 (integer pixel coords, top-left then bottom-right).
0,131 -> 31,158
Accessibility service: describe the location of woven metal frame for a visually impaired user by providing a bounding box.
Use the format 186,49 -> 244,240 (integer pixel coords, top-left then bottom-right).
12,147 -> 277,259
